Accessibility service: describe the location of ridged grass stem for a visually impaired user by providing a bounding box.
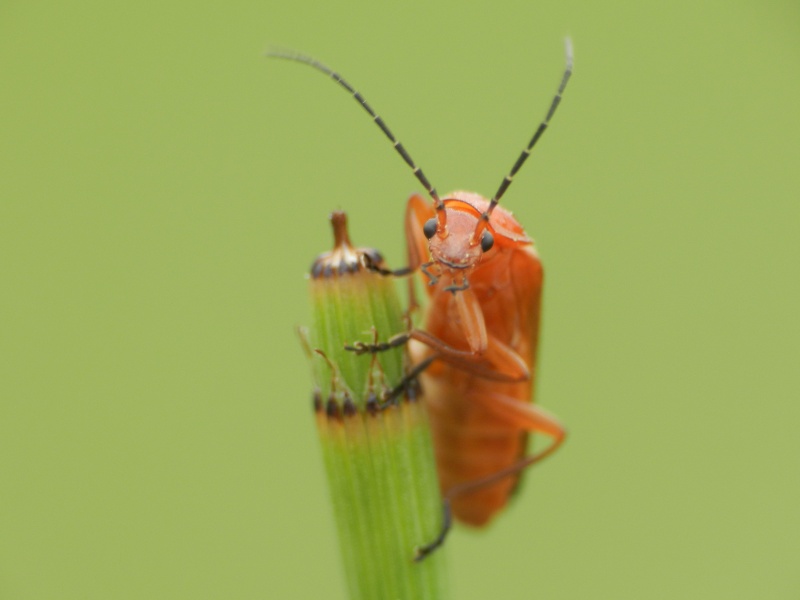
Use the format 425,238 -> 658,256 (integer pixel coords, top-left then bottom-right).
302,212 -> 447,600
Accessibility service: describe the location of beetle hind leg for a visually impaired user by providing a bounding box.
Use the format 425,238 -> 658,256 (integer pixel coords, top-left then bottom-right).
413,499 -> 453,562
448,394 -> 566,501
416,396 -> 566,560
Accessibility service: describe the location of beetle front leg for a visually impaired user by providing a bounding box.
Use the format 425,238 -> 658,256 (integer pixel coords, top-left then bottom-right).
346,328 -> 475,360
365,258 -> 440,284
344,332 -> 412,355
348,328 -> 529,382
365,264 -> 416,277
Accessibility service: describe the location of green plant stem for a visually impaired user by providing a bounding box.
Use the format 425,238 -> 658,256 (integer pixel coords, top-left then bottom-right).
305,212 -> 448,600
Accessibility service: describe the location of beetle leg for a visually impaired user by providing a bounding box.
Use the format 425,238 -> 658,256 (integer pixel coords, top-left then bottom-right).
345,329 -> 474,367
453,287 -> 489,354
344,327 -> 475,359
347,286 -> 527,381
416,395 -> 566,561
364,262 -> 416,277
345,332 -> 412,355
349,326 -> 528,382
411,330 -> 530,382
448,393 -> 566,498
413,499 -> 453,562
478,393 -> 565,450
478,333 -> 530,381
366,260 -> 439,290
378,354 -> 438,407
414,330 -> 530,382
362,191 -> 437,291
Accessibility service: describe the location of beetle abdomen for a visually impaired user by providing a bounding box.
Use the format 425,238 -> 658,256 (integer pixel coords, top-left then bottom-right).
424,373 -> 530,526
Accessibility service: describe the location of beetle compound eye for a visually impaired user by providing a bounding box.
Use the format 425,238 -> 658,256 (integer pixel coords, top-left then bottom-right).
423,218 -> 438,239
480,230 -> 494,252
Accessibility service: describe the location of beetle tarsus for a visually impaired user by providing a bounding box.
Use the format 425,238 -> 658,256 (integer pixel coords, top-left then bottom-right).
366,261 -> 414,277
382,355 -> 436,404
413,499 -> 452,562
345,332 -> 411,355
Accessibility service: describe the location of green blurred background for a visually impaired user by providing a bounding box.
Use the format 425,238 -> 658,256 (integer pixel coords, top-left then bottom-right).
2,0 -> 798,598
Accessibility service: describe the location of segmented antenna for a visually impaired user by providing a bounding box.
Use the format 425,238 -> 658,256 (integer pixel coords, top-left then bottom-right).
267,49 -> 446,218
483,38 -> 574,221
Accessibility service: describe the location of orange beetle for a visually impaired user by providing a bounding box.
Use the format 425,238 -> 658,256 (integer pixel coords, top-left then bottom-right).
270,40 -> 573,557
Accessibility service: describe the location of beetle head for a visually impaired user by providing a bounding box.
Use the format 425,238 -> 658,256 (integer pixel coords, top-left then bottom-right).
423,199 -> 494,272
